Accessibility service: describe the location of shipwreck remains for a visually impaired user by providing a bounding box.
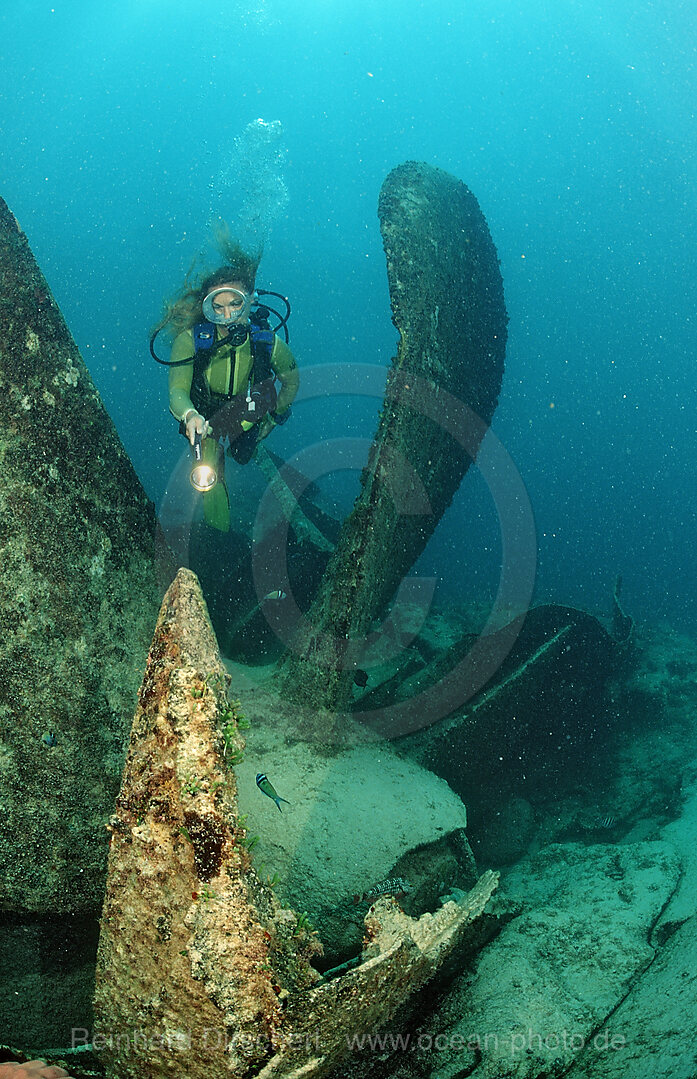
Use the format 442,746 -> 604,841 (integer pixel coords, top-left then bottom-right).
0,197 -> 161,1045
392,604 -> 623,820
93,568 -> 501,1079
280,161 -> 507,709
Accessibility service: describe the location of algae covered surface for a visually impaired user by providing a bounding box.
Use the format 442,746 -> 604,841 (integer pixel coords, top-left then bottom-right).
0,197 -> 162,915
2,141 -> 697,1079
279,162 -> 507,711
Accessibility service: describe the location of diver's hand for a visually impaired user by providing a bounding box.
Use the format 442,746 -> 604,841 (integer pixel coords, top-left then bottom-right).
183,410 -> 212,446
0,1061 -> 75,1079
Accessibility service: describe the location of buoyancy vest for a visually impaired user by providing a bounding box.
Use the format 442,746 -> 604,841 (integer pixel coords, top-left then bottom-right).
189,319 -> 278,436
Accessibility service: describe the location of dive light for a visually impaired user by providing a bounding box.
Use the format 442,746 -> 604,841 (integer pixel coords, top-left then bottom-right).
190,431 -> 217,493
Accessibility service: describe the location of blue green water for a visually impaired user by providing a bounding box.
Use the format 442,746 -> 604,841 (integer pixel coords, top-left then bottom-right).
1,0 -> 695,631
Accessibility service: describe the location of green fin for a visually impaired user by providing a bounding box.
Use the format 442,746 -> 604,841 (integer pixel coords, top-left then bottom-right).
202,439 -> 230,532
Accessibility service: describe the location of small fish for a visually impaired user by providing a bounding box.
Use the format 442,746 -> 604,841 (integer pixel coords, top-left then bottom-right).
256,773 -> 291,812
262,589 -> 287,602
353,669 -> 368,688
353,877 -> 412,905
596,814 -> 617,829
42,730 -> 57,747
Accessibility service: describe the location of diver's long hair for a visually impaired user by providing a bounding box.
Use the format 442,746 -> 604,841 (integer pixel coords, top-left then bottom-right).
153,226 -> 263,339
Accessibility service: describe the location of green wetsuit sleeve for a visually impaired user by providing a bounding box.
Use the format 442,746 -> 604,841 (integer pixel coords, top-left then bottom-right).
271,337 -> 299,415
168,330 -> 196,422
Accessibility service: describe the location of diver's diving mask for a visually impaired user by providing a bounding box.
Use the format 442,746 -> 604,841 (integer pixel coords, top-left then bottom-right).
202,286 -> 255,326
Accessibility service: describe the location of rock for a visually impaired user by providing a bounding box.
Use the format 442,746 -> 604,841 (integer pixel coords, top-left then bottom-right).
653,774 -> 697,936
280,162 -> 507,710
564,912 -> 697,1079
399,840 -> 681,1079
233,717 -> 474,962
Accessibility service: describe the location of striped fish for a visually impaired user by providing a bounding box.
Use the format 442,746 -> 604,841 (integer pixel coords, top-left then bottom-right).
353,877 -> 412,905
256,773 -> 291,812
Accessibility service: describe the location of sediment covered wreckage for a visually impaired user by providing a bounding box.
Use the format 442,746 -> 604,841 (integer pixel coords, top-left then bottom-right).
1,155 -> 685,1079
279,161 -> 508,710
93,568 -> 501,1079
0,195 -> 162,1046
93,160 -> 511,1077
0,162 -> 552,1077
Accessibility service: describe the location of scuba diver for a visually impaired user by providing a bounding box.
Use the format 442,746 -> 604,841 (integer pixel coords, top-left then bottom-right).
152,243 -> 299,532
